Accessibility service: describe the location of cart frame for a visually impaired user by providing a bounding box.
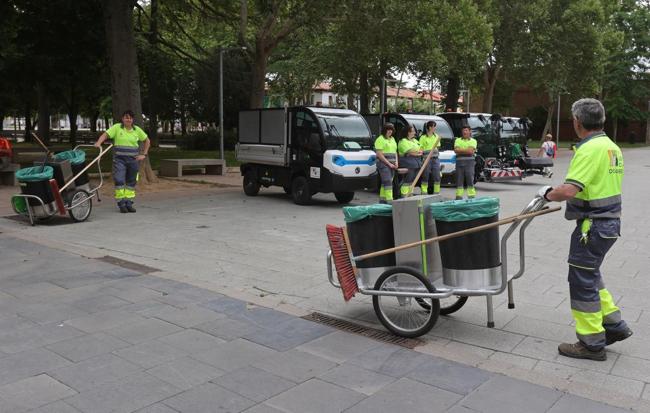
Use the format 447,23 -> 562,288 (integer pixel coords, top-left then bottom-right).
326,196 -> 559,337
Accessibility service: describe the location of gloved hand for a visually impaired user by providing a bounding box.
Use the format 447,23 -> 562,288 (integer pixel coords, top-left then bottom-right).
537,185 -> 553,202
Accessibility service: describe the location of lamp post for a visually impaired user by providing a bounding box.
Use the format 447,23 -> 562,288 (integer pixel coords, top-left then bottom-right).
219,46 -> 247,161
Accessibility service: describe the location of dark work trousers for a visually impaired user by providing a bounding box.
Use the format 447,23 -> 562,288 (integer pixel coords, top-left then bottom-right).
113,155 -> 139,207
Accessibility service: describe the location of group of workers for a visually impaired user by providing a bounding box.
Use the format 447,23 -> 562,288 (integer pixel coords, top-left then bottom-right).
374,121 -> 477,203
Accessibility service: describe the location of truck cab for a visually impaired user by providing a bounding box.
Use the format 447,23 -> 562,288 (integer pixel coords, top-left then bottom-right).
237,106 -> 377,205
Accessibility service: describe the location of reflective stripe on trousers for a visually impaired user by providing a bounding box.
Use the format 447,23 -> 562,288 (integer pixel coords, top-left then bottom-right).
455,157 -> 475,198
568,218 -> 627,350
113,155 -> 139,206
421,156 -> 441,193
377,154 -> 396,201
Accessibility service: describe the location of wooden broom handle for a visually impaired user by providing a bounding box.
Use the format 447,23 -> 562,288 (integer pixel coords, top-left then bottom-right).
59,144 -> 113,192
354,205 -> 561,262
31,132 -> 50,153
408,136 -> 440,196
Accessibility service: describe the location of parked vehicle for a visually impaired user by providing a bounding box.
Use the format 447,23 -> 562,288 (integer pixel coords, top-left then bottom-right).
237,107 -> 378,205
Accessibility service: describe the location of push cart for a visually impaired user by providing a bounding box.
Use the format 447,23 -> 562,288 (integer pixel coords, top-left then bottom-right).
10,137 -> 112,225
326,195 -> 560,338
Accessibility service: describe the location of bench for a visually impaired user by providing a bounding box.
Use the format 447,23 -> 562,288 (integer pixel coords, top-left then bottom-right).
159,158 -> 226,177
0,161 -> 19,186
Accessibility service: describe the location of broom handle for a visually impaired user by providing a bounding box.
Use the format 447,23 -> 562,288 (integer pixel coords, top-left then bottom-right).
408,136 -> 440,196
354,205 -> 561,262
59,144 -> 113,193
31,132 -> 50,153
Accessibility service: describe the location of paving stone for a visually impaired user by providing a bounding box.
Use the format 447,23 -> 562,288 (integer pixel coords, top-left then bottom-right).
192,318 -> 258,341
252,349 -> 336,383
553,349 -> 619,374
486,352 -> 538,370
133,403 -> 178,413
570,369 -> 645,398
460,375 -> 562,413
266,378 -> 364,413
66,371 -> 181,413
0,322 -> 85,354
0,348 -> 70,386
64,309 -> 146,333
0,396 -> 28,413
296,331 -> 381,364
611,355 -> 650,382
113,340 -> 188,369
29,400 -> 82,413
430,319 -> 526,352
241,317 -> 335,351
162,382 -> 255,413
50,353 -> 142,392
511,336 -> 561,362
70,294 -> 132,314
347,344 -> 431,378
0,374 -> 76,410
0,281 -> 67,298
0,314 -> 36,331
199,296 -> 248,316
407,356 -> 493,395
146,356 -> 225,390
100,285 -> 166,303
193,338 -> 277,372
547,394 -> 631,413
157,329 -> 225,353
212,366 -> 296,403
533,360 -> 581,380
241,404 -> 284,413
344,377 -> 461,413
502,315 -> 576,343
144,304 -> 224,328
46,332 -> 130,362
445,406 -> 481,413
17,303 -> 89,325
444,340 -> 495,360
107,317 -> 183,344
318,363 -> 396,396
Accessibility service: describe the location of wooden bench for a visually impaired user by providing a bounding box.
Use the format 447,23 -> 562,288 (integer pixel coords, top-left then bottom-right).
159,158 -> 226,177
0,162 -> 19,186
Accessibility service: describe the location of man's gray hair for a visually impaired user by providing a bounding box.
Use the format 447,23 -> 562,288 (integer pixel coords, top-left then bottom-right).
571,98 -> 606,130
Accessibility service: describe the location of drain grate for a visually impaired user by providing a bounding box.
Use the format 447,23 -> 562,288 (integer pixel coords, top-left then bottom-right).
302,312 -> 423,349
95,255 -> 160,274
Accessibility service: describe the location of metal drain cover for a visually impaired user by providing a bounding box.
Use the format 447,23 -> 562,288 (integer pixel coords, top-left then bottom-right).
302,312 -> 423,349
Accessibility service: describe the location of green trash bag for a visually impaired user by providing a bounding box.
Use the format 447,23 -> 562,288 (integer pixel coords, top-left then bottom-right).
54,150 -> 86,165
12,196 -> 27,213
15,166 -> 54,183
343,203 -> 393,223
430,197 -> 499,222
510,143 -> 523,158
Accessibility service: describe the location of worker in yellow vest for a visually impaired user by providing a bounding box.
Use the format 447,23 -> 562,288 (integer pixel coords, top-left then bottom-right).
94,110 -> 150,213
397,124 -> 423,197
539,98 -> 631,361
374,123 -> 398,203
454,126 -> 477,200
419,120 -> 441,194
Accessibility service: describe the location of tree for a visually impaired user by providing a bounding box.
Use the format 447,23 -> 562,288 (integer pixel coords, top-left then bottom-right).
102,0 -> 158,183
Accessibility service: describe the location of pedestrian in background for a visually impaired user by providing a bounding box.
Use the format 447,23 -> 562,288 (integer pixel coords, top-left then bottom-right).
419,120 -> 442,195
374,123 -> 398,203
454,126 -> 477,200
397,124 -> 422,197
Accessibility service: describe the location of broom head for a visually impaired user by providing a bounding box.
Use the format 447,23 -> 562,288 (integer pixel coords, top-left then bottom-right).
326,224 -> 359,301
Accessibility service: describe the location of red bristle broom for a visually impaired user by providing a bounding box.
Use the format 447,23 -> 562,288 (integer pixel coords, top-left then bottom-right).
325,224 -> 359,301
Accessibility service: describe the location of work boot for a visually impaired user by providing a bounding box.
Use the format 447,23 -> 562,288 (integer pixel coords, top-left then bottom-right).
558,341 -> 606,361
126,205 -> 136,213
119,206 -> 128,213
606,327 -> 633,346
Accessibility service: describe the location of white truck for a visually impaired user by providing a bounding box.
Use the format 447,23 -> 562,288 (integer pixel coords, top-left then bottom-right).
236,107 -> 378,205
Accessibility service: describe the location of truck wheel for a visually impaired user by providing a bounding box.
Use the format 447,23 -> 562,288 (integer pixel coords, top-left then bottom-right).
334,192 -> 354,204
291,176 -> 312,205
243,170 -> 260,196
283,186 -> 291,195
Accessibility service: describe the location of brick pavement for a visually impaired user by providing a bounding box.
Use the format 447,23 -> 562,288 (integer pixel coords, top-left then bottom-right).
0,235 -> 637,412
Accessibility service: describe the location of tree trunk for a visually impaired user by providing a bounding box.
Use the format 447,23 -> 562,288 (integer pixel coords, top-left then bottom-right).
444,74 -> 460,112
146,0 -> 159,148
612,118 -> 618,142
482,66 -> 500,113
68,110 -> 78,147
36,82 -> 50,144
359,70 -> 369,114
249,45 -> 269,109
541,102 -> 555,140
23,102 -> 32,142
102,0 -> 157,184
90,111 -> 99,133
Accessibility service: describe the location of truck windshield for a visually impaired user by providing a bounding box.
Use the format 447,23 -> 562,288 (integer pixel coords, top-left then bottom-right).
501,120 -> 522,138
317,114 -> 372,150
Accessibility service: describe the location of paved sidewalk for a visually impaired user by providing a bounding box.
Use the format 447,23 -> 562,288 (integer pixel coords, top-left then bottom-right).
0,235 -> 634,412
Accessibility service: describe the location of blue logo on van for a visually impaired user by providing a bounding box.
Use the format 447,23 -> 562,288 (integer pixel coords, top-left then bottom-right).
332,155 -> 376,167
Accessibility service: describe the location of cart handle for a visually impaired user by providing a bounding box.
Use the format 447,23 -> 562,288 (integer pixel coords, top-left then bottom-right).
59,144 -> 113,193
353,204 -> 561,262
30,132 -> 50,153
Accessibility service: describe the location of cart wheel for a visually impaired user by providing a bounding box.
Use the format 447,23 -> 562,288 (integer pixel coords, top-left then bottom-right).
372,267 -> 440,338
334,191 -> 354,204
416,295 -> 468,315
68,189 -> 92,222
243,170 -> 260,196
